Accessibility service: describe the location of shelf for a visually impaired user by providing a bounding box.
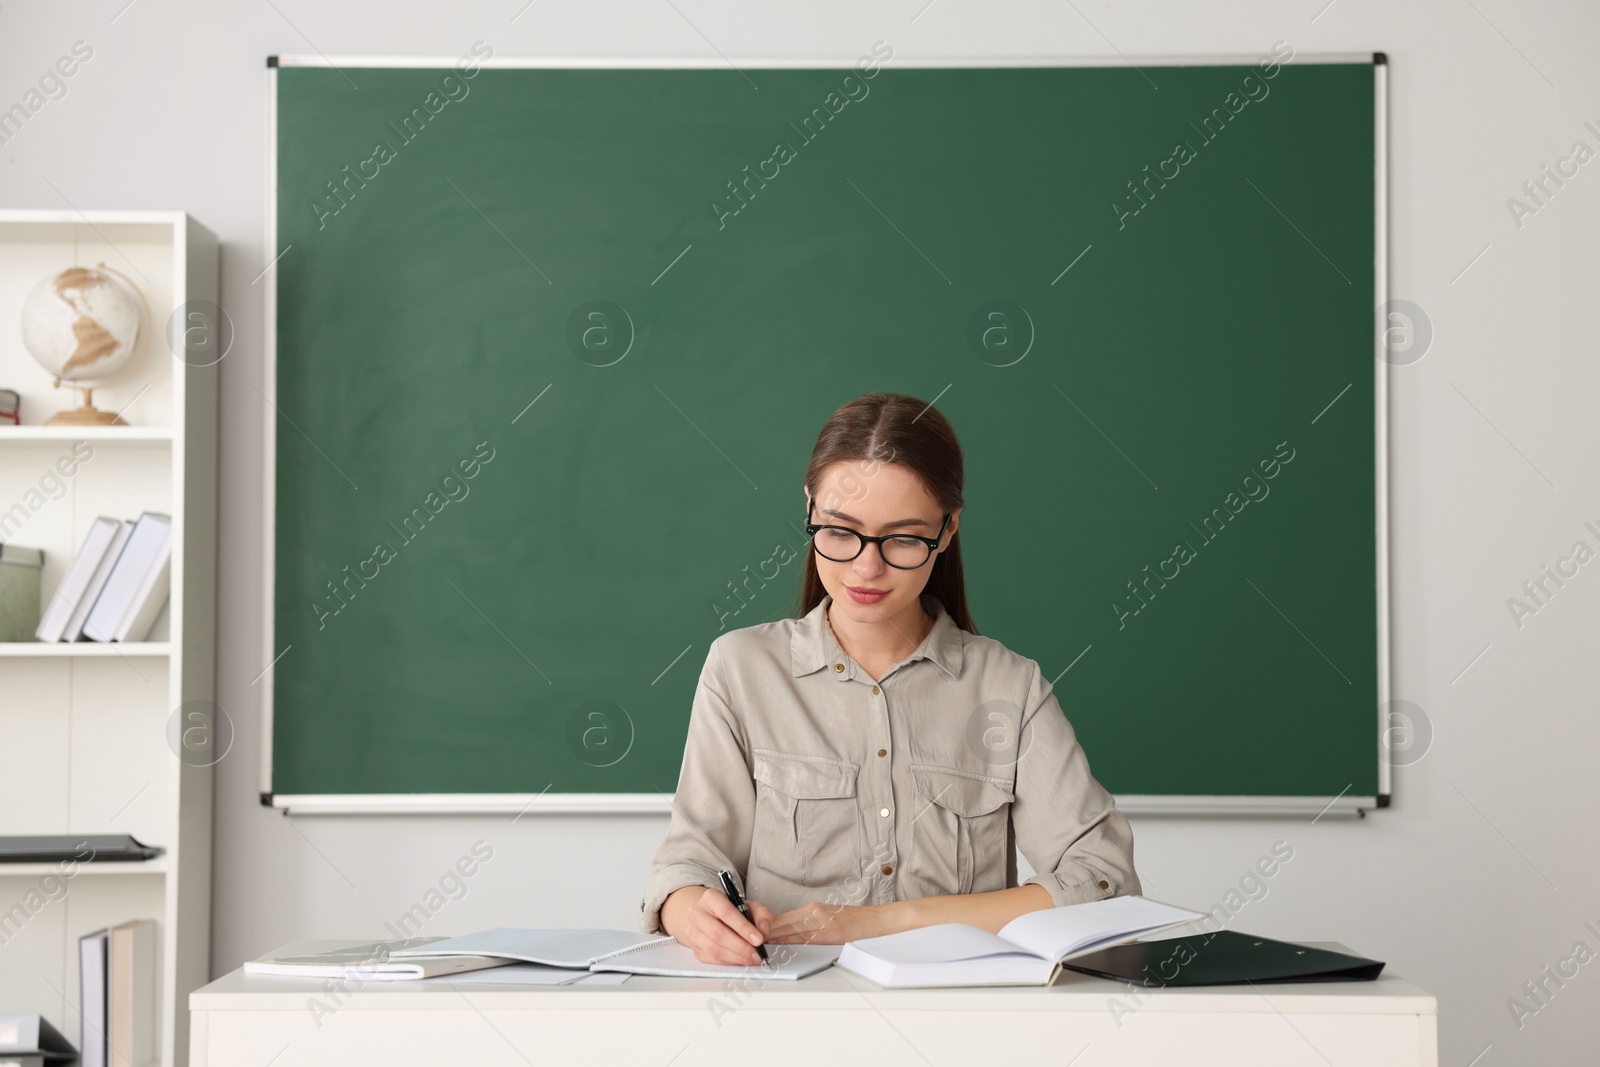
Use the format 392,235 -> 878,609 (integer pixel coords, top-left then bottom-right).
0,858 -> 168,877
0,642 -> 171,657
0,207 -> 214,1067
0,426 -> 173,442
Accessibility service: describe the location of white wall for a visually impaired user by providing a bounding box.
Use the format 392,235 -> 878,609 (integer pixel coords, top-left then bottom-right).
4,2 -> 1598,1063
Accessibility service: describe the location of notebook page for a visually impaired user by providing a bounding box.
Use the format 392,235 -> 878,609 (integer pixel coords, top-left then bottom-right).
998,897 -> 1207,961
591,940 -> 840,979
391,928 -> 669,968
845,923 -> 1043,965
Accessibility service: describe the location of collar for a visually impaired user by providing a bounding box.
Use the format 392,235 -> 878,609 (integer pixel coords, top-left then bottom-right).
791,592 -> 964,682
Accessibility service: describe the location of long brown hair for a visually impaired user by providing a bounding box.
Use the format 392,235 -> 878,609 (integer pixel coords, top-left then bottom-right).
795,393 -> 978,634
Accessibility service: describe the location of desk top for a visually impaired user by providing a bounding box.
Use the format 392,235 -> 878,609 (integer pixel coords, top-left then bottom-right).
194,939 -> 1436,1016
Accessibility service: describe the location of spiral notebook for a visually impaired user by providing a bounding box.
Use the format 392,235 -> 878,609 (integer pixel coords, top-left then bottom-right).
391,927 -> 839,980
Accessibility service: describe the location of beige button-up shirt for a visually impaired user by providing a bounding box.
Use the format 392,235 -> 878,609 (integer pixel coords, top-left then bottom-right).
640,592 -> 1141,934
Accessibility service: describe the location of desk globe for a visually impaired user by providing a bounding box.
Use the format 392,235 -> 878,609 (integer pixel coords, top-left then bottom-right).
20,262 -> 149,425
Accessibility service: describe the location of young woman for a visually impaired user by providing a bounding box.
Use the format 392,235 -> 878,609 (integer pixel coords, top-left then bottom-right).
641,393 -> 1140,965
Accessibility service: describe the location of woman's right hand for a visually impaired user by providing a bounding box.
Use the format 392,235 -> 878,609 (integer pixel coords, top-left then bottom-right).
661,884 -> 774,966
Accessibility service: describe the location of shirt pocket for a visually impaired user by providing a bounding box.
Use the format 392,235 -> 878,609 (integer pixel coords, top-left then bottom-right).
749,749 -> 864,889
907,765 -> 1014,897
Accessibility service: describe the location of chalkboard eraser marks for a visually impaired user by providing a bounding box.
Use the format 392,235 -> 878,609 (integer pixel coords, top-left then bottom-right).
0,835 -> 164,863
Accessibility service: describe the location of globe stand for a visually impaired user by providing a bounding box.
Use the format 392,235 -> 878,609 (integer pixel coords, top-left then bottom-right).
45,386 -> 128,426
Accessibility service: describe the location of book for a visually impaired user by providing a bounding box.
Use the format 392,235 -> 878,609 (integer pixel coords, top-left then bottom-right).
836,896 -> 1207,988
392,927 -> 840,981
64,521 -> 131,641
1061,929 -> 1386,986
35,517 -> 119,642
243,939 -> 514,981
108,919 -> 156,1067
83,513 -> 171,643
79,928 -> 108,1067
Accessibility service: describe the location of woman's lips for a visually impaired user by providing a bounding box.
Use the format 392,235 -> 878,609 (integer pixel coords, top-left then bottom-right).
845,586 -> 888,604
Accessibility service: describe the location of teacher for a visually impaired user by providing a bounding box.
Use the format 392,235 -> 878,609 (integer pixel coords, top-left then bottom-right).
642,392 -> 1141,965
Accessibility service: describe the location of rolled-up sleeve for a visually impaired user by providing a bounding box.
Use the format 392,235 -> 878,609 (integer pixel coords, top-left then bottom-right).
639,638 -> 756,934
1012,661 -> 1142,906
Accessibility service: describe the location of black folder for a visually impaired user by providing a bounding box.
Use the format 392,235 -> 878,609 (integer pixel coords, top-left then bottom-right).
1061,930 -> 1385,986
0,834 -> 164,863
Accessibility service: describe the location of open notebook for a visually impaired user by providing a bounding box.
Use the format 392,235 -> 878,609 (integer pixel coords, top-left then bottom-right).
837,896 -> 1206,988
392,927 -> 840,980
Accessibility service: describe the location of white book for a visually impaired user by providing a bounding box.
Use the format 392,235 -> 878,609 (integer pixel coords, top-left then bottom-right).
837,896 -> 1207,989
83,513 -> 170,643
79,928 -> 109,1067
114,534 -> 171,642
108,919 -> 156,1067
35,518 -> 119,642
393,927 -> 838,980
64,521 -> 131,642
244,938 -> 513,981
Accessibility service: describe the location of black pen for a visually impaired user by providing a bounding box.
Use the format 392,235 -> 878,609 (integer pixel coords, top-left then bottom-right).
716,868 -> 771,968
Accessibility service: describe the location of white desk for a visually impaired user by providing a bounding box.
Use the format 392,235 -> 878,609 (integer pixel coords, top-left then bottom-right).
192,939 -> 1437,1067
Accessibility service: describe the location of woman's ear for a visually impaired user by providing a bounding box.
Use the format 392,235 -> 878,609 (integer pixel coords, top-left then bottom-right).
942,507 -> 962,548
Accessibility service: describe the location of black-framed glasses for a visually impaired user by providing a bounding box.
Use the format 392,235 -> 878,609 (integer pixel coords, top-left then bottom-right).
804,501 -> 952,570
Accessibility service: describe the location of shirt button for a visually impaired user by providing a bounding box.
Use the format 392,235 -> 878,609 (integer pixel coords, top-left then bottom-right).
877,748 -> 887,758
1098,880 -> 1110,890
871,685 -> 880,694
881,865 -> 894,876
834,663 -> 844,672
879,808 -> 890,818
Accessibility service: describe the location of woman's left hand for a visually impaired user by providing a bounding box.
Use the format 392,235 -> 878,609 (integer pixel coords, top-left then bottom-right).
766,901 -> 892,945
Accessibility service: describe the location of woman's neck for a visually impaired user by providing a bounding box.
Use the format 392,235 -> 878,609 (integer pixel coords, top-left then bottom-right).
826,594 -> 936,670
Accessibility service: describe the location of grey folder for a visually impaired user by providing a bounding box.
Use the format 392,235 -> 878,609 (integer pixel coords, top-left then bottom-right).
0,835 -> 164,863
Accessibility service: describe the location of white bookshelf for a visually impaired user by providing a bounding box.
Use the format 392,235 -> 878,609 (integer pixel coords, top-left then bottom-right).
0,210 -> 217,1067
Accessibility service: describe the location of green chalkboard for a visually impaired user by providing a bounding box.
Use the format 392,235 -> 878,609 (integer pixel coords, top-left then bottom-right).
269,55 -> 1383,806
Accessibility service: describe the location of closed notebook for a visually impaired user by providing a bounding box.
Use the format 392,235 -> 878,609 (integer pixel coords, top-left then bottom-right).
837,896 -> 1207,988
244,939 -> 511,981
1060,930 -> 1386,986
393,928 -> 839,980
